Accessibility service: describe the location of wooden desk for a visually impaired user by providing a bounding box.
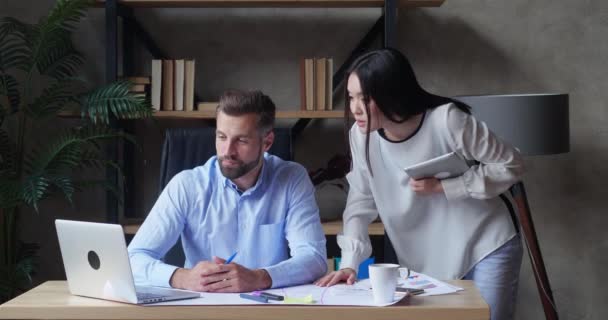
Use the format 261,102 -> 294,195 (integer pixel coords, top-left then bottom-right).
0,281 -> 488,320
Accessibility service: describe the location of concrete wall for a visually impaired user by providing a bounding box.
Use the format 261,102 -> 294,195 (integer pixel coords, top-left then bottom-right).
2,1 -> 606,319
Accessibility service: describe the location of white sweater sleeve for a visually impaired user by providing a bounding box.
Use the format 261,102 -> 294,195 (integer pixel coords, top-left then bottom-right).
337,128 -> 377,273
441,105 -> 526,201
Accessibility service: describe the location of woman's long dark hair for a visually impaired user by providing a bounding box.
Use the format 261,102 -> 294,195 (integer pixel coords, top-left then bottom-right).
344,48 -> 471,175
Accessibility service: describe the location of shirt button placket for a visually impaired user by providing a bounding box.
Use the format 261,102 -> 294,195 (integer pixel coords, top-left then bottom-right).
235,198 -> 245,256
237,198 -> 247,231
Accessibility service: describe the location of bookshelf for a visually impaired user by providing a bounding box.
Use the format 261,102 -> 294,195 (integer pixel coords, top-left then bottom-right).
59,110 -> 344,119
155,110 -> 345,119
321,220 -> 384,235
99,0 -> 445,261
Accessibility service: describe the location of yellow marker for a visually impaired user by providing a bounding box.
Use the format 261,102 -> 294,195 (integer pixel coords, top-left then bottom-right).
284,294 -> 315,304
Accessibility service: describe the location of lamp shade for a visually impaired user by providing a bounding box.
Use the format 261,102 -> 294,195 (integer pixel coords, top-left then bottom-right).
453,94 -> 570,156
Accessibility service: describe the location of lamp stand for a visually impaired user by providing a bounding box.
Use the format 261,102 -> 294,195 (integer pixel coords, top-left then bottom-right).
510,182 -> 558,320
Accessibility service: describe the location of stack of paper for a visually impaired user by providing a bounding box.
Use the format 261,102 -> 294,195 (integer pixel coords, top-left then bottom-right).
397,270 -> 464,296
148,270 -> 462,307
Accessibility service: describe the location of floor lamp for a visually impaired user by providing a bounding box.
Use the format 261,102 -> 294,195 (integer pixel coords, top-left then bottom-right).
454,94 -> 569,320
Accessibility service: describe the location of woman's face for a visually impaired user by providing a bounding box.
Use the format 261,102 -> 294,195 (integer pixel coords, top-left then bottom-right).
347,73 -> 386,133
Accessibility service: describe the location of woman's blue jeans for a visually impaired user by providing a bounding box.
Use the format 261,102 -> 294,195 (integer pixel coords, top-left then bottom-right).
463,234 -> 523,320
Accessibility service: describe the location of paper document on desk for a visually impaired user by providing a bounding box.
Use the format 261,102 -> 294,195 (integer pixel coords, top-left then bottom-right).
146,271 -> 462,306
146,280 -> 405,306
398,270 -> 464,296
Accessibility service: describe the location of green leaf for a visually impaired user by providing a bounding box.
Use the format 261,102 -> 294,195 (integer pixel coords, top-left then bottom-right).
0,17 -> 31,41
24,0 -> 91,76
16,243 -> 40,292
25,126 -> 129,182
74,145 -> 104,168
22,174 -> 50,211
0,176 -> 22,209
0,128 -> 17,173
20,125 -> 137,209
0,74 -> 20,112
47,174 -> 75,204
80,81 -> 153,124
0,19 -> 31,74
23,26 -> 62,74
45,0 -> 92,32
35,32 -> 83,79
0,37 -> 29,71
26,77 -> 84,119
15,256 -> 35,284
0,102 -> 5,125
0,242 -> 40,294
25,134 -> 83,176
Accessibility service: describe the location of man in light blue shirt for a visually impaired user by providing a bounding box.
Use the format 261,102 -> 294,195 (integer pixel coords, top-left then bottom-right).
128,90 -> 327,292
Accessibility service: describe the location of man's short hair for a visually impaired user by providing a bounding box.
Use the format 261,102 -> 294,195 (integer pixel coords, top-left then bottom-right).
217,90 -> 276,133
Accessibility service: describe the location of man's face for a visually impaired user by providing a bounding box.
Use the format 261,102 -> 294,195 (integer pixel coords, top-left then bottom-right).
216,112 -> 271,180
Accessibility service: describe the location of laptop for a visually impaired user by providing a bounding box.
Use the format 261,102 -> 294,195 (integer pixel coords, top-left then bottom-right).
55,219 -> 199,304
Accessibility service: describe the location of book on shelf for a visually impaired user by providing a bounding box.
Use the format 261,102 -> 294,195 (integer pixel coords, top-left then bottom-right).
300,57 -> 333,112
305,58 -> 314,111
151,59 -> 196,112
300,58 -> 306,111
129,84 -> 146,93
326,58 -> 333,110
151,60 -> 162,111
197,102 -> 218,112
161,60 -> 174,111
315,57 -> 326,111
174,59 -> 185,111
122,76 -> 151,85
184,59 -> 196,111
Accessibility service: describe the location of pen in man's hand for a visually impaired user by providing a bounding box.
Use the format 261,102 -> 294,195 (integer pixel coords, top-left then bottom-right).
225,251 -> 238,264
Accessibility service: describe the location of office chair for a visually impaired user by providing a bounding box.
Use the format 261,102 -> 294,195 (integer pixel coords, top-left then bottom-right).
159,127 -> 293,266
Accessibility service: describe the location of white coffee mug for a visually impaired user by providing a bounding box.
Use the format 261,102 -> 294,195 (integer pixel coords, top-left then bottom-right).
368,263 -> 400,305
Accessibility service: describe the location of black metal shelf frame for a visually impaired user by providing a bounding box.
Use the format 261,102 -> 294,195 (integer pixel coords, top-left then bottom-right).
101,0 -> 397,223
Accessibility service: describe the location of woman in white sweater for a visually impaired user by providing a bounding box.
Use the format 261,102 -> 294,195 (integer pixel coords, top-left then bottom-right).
315,48 -> 525,320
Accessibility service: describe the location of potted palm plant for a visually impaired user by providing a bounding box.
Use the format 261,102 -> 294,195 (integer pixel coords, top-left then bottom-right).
0,0 -> 152,302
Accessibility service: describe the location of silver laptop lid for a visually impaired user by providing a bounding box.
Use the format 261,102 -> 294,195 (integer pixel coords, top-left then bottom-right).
55,219 -> 139,304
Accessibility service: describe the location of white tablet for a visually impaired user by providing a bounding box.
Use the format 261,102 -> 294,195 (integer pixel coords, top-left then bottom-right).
403,152 -> 470,180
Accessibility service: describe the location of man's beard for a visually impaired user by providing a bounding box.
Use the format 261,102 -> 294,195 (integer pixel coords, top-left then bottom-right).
218,148 -> 263,180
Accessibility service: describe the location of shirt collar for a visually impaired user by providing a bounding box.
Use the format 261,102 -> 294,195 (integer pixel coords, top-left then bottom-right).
218,153 -> 269,195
